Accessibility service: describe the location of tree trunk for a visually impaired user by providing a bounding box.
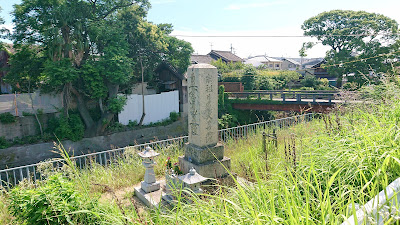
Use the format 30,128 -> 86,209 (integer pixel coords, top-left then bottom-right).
84,83 -> 119,137
138,58 -> 146,126
70,86 -> 95,129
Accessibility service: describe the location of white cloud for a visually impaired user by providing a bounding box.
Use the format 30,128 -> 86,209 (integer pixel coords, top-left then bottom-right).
225,1 -> 287,10
171,27 -> 330,59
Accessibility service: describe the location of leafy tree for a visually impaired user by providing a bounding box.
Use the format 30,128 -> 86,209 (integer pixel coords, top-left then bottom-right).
11,0 -> 192,137
301,10 -> 400,87
241,65 -> 256,90
0,7 -> 8,48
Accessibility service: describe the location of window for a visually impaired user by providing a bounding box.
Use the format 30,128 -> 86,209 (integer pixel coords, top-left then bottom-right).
289,64 -> 292,68
275,64 -> 280,68
269,64 -> 273,67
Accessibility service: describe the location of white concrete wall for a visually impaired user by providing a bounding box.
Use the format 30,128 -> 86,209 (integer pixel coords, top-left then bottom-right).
118,91 -> 179,125
342,177 -> 400,225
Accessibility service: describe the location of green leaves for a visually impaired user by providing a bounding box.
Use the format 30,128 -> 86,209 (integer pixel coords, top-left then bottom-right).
302,10 -> 400,87
107,96 -> 127,114
42,58 -> 79,89
8,174 -> 99,225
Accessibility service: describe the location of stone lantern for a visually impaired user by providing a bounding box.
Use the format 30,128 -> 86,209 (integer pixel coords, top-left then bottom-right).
177,167 -> 208,194
138,146 -> 160,193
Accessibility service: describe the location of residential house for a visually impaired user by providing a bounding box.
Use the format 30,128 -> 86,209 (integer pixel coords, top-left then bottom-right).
244,55 -> 283,70
154,61 -> 188,116
281,58 -> 301,71
301,58 -> 337,86
207,50 -> 243,64
190,54 -> 213,64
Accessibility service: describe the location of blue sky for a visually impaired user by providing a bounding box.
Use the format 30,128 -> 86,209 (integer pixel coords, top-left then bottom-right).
2,0 -> 400,58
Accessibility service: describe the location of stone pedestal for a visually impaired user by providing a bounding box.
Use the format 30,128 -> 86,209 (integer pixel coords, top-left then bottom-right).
134,180 -> 165,208
184,143 -> 224,164
179,156 -> 231,179
141,180 -> 160,193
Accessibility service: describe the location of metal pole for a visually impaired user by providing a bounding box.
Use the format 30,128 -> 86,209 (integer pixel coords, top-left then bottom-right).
262,131 -> 266,152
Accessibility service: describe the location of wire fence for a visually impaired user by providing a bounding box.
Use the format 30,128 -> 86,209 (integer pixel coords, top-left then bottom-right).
0,113 -> 317,189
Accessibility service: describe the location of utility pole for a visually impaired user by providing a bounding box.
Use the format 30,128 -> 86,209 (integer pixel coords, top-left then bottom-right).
210,42 -> 213,51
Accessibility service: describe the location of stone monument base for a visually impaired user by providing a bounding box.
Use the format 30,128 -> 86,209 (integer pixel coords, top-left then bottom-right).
179,155 -> 231,179
134,180 -> 165,208
184,143 -> 224,164
141,181 -> 160,193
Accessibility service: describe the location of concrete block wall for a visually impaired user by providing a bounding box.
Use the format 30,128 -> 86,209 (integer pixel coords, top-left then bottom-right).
0,114 -> 55,140
0,119 -> 188,169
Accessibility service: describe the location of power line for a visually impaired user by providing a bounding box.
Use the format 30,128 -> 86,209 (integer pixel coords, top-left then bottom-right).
171,33 -> 400,38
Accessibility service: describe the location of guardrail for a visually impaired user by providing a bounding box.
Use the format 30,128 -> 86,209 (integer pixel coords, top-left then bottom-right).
342,177 -> 400,225
229,91 -> 338,104
0,113 -> 317,188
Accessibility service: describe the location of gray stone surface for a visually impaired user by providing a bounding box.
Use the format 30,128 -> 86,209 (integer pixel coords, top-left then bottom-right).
141,181 -> 160,193
134,179 -> 166,208
0,114 -> 56,140
179,156 -> 231,179
187,64 -> 219,147
184,143 -> 224,164
181,64 -> 232,180
0,119 -> 187,169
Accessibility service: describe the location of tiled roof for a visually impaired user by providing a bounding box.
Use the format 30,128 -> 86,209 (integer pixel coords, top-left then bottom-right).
208,50 -> 243,62
155,61 -> 186,81
302,58 -> 326,68
191,55 -> 213,64
244,55 -> 282,66
282,58 -> 301,65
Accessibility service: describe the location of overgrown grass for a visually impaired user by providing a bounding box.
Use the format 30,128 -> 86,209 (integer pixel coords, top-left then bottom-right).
2,79 -> 400,224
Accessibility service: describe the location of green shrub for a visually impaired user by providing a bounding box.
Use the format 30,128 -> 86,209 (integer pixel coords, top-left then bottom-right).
218,113 -> 238,129
255,70 -> 301,90
169,111 -> 180,122
106,122 -> 125,133
0,137 -> 10,149
0,112 -> 16,124
107,96 -> 127,114
127,120 -> 138,128
47,114 -> 84,141
241,65 -> 256,90
8,174 -> 100,225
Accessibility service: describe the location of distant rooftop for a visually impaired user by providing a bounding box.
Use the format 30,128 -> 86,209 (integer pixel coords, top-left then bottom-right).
208,50 -> 243,63
244,55 -> 282,66
191,54 -> 213,64
302,58 -> 326,68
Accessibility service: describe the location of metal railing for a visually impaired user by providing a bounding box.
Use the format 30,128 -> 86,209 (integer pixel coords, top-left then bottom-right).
0,113 -> 317,188
228,91 -> 339,104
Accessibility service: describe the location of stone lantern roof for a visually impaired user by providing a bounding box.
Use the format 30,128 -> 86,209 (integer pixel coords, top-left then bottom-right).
178,168 -> 208,185
138,146 -> 160,158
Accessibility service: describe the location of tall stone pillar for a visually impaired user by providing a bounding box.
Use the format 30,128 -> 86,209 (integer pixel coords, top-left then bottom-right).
179,64 -> 231,179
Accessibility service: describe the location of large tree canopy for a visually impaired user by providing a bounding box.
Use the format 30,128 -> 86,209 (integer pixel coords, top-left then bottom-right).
10,0 -> 193,137
302,10 -> 399,86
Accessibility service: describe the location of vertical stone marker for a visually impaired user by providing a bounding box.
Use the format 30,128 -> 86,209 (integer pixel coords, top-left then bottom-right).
179,64 -> 231,179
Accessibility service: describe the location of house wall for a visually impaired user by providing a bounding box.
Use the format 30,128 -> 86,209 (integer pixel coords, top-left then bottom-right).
265,62 -> 282,70
131,82 -> 156,95
118,91 -> 179,125
157,69 -> 185,113
281,61 -> 298,71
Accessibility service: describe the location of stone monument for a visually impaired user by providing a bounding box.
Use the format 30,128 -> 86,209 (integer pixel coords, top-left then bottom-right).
179,64 -> 232,179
